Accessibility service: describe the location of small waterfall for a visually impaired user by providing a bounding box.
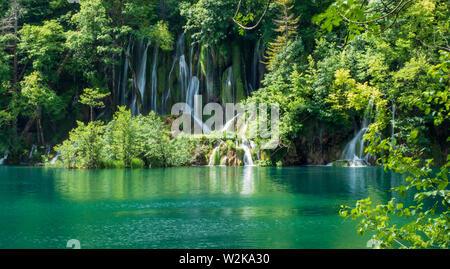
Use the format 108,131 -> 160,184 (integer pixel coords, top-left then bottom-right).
150,46 -> 159,112
238,119 -> 255,166
208,143 -> 221,166
137,39 -> 151,110
29,145 -> 37,160
0,152 -> 8,165
186,76 -> 199,111
240,141 -> 254,166
339,100 -> 374,167
179,54 -> 189,102
222,66 -> 234,103
50,153 -> 61,164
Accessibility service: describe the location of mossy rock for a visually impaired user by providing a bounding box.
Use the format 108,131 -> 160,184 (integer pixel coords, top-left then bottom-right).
236,147 -> 244,162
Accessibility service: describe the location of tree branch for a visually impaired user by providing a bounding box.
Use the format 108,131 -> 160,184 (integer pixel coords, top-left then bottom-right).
339,0 -> 414,25
232,0 -> 272,30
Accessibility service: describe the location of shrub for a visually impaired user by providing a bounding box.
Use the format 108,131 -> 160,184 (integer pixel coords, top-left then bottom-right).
130,158 -> 145,168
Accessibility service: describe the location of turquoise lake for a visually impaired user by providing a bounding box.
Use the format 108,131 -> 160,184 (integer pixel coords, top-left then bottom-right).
0,166 -> 406,249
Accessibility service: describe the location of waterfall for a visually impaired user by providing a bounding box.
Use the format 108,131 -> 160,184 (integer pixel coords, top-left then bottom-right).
150,46 -> 159,112
0,152 -> 8,165
220,113 -> 240,132
339,99 -> 374,167
222,66 -> 234,103
130,39 -> 151,115
28,145 -> 37,160
50,153 -> 61,164
239,121 -> 255,166
137,39 -> 151,110
208,143 -> 221,166
179,54 -> 189,102
186,76 -> 199,111
240,141 -> 255,166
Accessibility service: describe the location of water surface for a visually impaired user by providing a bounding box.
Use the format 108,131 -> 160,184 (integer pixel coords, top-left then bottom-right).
0,166 -> 406,249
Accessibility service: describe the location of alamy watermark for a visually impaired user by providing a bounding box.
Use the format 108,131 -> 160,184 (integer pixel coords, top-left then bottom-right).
171,95 -> 280,150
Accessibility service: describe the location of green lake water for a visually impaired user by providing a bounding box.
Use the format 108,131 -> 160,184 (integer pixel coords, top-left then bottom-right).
0,166 -> 406,249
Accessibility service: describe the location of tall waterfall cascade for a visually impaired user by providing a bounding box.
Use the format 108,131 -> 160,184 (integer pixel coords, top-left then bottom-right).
114,33 -> 264,117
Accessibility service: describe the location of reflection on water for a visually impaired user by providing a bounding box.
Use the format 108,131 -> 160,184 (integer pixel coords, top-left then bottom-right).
0,166 -> 406,249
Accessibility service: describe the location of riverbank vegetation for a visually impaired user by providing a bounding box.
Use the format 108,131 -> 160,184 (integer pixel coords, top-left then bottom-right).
0,0 -> 448,249
0,0 -> 447,168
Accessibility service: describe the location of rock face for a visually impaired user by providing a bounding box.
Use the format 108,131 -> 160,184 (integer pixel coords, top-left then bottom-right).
283,121 -> 353,165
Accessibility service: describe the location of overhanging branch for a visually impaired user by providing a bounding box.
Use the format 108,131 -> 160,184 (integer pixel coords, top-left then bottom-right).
232,0 -> 273,30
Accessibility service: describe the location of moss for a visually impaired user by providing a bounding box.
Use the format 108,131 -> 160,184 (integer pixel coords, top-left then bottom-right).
236,147 -> 244,161
226,140 -> 235,151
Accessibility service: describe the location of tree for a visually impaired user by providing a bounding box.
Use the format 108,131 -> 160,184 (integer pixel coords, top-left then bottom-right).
18,20 -> 65,73
339,51 -> 449,249
55,120 -> 105,169
20,71 -> 62,145
79,88 -> 110,122
264,0 -> 299,70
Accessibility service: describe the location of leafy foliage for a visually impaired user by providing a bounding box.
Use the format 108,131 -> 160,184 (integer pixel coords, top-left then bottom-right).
55,107 -> 195,169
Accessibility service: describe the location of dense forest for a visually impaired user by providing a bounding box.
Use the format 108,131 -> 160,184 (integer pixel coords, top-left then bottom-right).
0,0 -> 448,249
0,0 -> 448,169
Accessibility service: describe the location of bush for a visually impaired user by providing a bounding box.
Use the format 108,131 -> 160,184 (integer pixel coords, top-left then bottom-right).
130,158 -> 145,168
55,107 -> 197,169
101,159 -> 125,169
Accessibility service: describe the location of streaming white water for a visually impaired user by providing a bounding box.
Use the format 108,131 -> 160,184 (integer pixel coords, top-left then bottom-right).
50,153 -> 61,164
0,152 -> 8,165
186,76 -> 199,110
150,46 -> 159,112
223,66 -> 234,103
240,141 -> 254,166
29,145 -> 37,160
337,99 -> 374,167
208,144 -> 220,166
137,40 -> 151,108
220,113 -> 241,132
